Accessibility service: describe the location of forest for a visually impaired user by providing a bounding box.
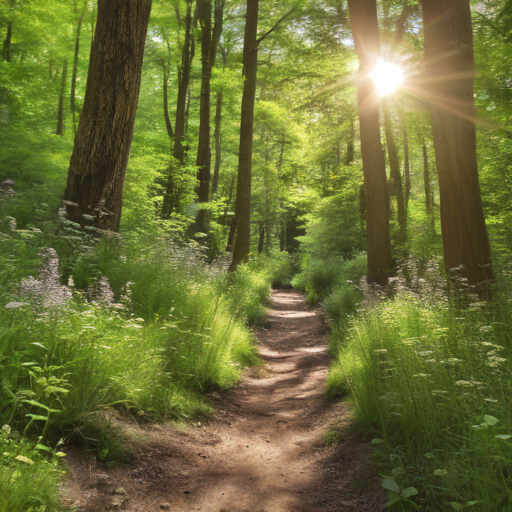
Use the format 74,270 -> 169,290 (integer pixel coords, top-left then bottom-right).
1,0 -> 512,510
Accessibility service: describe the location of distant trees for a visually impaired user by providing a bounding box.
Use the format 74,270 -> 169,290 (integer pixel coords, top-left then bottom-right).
420,0 -> 493,288
64,0 -> 152,231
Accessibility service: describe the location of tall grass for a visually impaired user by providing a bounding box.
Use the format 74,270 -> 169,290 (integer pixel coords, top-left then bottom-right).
327,264 -> 512,511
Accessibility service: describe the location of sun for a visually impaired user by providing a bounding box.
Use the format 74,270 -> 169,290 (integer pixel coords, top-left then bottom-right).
370,60 -> 403,96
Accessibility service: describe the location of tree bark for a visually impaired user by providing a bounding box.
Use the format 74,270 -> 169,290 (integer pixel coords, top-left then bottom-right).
347,0 -> 392,285
401,109 -> 411,210
1,21 -> 12,62
163,62 -> 174,141
345,112 -> 355,164
64,0 -> 152,232
56,59 -> 68,136
420,0 -> 493,288
194,0 -> 224,233
229,0 -> 259,271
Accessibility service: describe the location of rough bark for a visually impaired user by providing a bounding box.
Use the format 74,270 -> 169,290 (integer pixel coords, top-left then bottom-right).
64,0 -> 152,231
420,0 -> 493,288
56,59 -> 68,136
384,104 -> 406,243
229,0 -> 259,271
348,0 -> 392,284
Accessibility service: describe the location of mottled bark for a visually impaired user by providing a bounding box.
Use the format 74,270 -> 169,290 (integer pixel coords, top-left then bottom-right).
64,0 -> 152,231
56,59 -> 68,136
229,0 -> 259,271
421,0 -> 493,288
348,0 -> 392,284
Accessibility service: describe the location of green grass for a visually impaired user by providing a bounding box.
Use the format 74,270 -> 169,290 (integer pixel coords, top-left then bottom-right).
327,267 -> 512,511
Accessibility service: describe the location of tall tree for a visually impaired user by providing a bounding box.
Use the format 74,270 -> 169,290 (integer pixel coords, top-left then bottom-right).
420,0 -> 493,288
347,0 -> 392,284
56,58 -> 68,136
195,0 -> 225,233
229,0 -> 259,271
64,0 -> 152,231
71,1 -> 87,136
162,0 -> 195,218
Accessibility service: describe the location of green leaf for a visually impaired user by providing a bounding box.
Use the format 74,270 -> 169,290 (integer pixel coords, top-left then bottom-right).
495,435 -> 512,440
466,502 -> 481,507
433,469 -> 448,476
402,487 -> 418,499
35,443 -> 51,452
382,478 -> 401,493
22,399 -> 51,411
371,438 -> 384,444
25,414 -> 48,422
483,415 -> 499,426
15,455 -> 34,464
55,451 -> 66,457
31,342 -> 48,350
385,496 -> 401,509
472,423 -> 488,430
450,503 -> 465,511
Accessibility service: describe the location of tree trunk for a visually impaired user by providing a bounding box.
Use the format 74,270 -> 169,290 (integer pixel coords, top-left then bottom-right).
401,109 -> 411,210
64,0 -> 152,232
71,3 -> 86,137
420,0 -> 493,288
56,59 -> 68,136
212,46 -> 227,198
229,0 -> 259,271
345,113 -> 355,164
384,103 -> 406,243
163,62 -> 174,142
173,0 -> 194,163
2,21 -> 12,62
347,0 -> 392,285
162,0 -> 194,219
258,224 -> 265,254
195,0 -> 225,233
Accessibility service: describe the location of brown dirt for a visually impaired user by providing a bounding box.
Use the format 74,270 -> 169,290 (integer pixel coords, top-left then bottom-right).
63,290 -> 384,512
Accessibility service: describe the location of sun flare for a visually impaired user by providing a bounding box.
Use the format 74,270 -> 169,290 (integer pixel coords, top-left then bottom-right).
370,60 -> 403,96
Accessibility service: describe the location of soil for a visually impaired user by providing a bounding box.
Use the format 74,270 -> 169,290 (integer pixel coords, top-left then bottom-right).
63,290 -> 385,512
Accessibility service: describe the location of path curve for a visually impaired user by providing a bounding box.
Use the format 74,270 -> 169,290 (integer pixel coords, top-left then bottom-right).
66,291 -> 384,512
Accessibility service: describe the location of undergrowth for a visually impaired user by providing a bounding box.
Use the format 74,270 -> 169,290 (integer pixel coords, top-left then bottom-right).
325,258 -> 512,511
0,218 -> 291,511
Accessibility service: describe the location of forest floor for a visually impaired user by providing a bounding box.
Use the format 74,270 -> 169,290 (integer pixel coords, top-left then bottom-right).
63,290 -> 384,512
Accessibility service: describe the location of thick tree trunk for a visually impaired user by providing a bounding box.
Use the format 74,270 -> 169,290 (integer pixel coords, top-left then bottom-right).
229,0 -> 259,271
384,104 -> 406,243
420,0 -> 493,288
64,0 -> 152,231
347,0 -> 392,285
56,59 -> 68,136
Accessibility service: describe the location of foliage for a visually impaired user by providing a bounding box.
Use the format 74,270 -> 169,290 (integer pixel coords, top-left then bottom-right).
327,263 -> 512,511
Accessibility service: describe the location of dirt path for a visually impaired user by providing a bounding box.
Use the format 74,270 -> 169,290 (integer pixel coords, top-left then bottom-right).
65,291 -> 384,512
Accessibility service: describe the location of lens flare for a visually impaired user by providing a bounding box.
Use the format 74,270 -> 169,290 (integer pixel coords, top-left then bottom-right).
370,60 -> 403,96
